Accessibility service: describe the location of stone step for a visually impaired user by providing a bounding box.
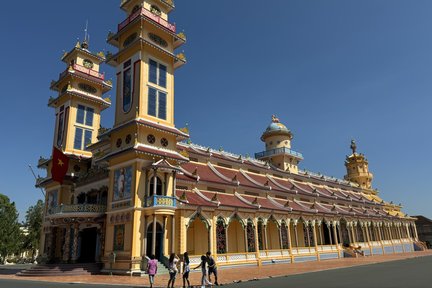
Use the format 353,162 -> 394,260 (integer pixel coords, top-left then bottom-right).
16,263 -> 101,277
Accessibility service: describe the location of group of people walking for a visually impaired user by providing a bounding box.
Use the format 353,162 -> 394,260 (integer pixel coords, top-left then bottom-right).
146,251 -> 219,288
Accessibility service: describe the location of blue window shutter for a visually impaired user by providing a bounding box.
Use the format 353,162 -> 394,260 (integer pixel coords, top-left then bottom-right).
158,92 -> 167,120
84,130 -> 92,150
149,60 -> 157,84
74,128 -> 83,150
159,64 -> 167,88
85,107 -> 94,126
76,105 -> 85,124
148,88 -> 157,117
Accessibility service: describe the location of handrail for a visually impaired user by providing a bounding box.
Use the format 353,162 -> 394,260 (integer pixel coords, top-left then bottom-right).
118,7 -> 176,33
48,204 -> 106,215
255,147 -> 303,160
145,195 -> 177,208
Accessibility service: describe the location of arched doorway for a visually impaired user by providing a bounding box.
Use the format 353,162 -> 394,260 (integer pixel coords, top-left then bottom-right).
340,219 -> 350,245
227,218 -> 246,253
146,222 -> 163,259
267,219 -> 280,250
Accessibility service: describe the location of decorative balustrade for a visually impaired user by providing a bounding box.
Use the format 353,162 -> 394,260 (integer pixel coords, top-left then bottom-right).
255,147 -> 304,160
48,204 -> 107,215
145,195 -> 176,208
118,7 -> 176,33
58,64 -> 105,82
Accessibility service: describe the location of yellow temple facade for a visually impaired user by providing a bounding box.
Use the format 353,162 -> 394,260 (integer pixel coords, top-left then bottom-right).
36,0 -> 420,274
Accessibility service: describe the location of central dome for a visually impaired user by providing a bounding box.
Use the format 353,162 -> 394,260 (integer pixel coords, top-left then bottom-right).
261,115 -> 293,141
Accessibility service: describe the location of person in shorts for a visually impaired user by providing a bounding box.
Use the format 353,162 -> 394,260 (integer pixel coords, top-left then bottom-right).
206,251 -> 219,286
167,253 -> 179,288
182,252 -> 191,288
146,254 -> 158,288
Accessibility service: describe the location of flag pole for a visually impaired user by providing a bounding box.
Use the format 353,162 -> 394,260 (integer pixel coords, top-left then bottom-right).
28,164 -> 46,198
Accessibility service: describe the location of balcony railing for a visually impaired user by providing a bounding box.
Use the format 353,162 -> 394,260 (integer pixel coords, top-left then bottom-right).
48,204 -> 107,215
118,7 -> 176,33
255,147 -> 304,160
58,64 -> 105,82
73,64 -> 105,80
145,195 -> 176,208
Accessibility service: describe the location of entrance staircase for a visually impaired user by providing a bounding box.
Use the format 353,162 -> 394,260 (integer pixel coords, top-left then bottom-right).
16,263 -> 101,277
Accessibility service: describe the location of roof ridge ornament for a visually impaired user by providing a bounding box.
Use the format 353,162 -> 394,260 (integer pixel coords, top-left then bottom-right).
350,139 -> 357,155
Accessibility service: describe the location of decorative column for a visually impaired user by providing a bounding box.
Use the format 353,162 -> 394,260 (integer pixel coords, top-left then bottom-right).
286,219 -> 293,261
171,215 -> 175,254
294,220 -> 299,253
254,219 -> 261,266
152,214 -> 157,256
327,223 -> 333,245
347,223 -> 352,244
263,224 -> 269,251
62,225 -> 71,262
46,228 -> 54,261
143,215 -> 148,256
413,223 -> 419,240
71,223 -> 79,262
333,222 -> 341,258
305,222 -> 311,247
161,216 -> 167,256
311,221 -> 319,260
318,221 -> 323,246
153,169 -> 158,195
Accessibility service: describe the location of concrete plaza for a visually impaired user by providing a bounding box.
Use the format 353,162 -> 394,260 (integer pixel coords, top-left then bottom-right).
1,251 -> 431,287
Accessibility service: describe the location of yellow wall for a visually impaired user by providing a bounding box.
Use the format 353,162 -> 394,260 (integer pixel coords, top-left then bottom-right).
267,221 -> 280,250
228,220 -> 245,253
187,218 -> 209,255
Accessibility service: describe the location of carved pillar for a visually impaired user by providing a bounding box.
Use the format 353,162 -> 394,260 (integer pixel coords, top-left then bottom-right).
254,219 -> 261,266
294,222 -> 299,249
327,223 -> 333,245
263,224 -> 268,250
318,222 -> 323,246
152,214 -> 156,256
311,221 -> 319,260
171,215 -> 175,254
305,222 -> 311,247
143,215 -> 148,256
62,225 -> 71,262
413,223 -> 419,240
71,223 -> 79,262
161,216 -> 167,256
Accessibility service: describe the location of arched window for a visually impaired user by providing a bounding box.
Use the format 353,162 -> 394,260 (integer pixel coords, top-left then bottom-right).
216,218 -> 227,254
246,220 -> 256,252
150,5 -> 161,16
281,222 -> 289,249
149,176 -> 163,196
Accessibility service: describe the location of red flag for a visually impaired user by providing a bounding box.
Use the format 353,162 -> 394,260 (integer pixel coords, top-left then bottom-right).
51,147 -> 69,184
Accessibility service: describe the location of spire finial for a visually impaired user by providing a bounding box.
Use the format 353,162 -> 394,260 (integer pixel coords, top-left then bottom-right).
271,114 -> 280,123
350,139 -> 357,155
81,20 -> 89,49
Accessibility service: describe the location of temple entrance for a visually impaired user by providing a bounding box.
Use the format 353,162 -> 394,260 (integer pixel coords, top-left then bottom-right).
147,222 -> 163,260
79,228 -> 97,262
340,220 -> 350,245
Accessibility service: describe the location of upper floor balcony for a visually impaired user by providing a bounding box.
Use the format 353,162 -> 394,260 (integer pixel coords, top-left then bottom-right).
144,195 -> 177,209
255,147 -> 304,160
47,204 -> 107,218
118,7 -> 176,33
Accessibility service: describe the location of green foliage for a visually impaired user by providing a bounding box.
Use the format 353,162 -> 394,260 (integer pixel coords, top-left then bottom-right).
0,194 -> 22,264
23,200 -> 44,260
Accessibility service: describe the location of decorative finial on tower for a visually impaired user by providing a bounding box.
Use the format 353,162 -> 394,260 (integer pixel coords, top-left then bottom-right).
81,20 -> 90,49
350,139 -> 357,155
271,115 -> 280,123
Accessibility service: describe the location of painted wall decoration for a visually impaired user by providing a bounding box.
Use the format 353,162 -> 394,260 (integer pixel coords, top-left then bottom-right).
113,166 -> 132,201
113,224 -> 125,251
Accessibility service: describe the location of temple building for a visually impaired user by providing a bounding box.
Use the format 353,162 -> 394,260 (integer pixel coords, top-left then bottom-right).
36,0 -> 420,274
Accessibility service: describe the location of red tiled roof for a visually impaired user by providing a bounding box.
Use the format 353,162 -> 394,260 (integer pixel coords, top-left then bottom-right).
176,190 -> 217,207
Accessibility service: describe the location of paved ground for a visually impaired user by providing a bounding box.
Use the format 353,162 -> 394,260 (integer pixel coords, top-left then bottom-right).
1,250 -> 431,287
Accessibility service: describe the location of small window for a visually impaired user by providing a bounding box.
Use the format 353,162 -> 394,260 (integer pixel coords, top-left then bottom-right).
76,105 -> 94,126
150,5 -> 161,16
149,176 -> 163,196
147,134 -> 156,144
148,87 -> 167,120
149,59 -> 167,88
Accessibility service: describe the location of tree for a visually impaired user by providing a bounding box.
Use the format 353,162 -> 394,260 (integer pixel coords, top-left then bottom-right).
0,194 -> 21,264
23,200 -> 44,260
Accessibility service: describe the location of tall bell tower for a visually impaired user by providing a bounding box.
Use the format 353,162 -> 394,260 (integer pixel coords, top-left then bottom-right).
103,0 -> 188,273
344,140 -> 374,189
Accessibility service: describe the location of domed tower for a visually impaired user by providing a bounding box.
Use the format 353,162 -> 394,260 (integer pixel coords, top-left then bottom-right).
255,115 -> 303,173
344,140 -> 373,189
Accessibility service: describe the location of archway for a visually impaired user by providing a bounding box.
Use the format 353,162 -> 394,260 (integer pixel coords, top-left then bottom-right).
146,222 -> 163,260
339,219 -> 350,245
187,216 -> 209,256
267,219 -> 280,250
227,218 -> 246,253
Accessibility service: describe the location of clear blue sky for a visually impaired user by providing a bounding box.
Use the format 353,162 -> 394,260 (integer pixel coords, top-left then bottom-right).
0,0 -> 431,221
